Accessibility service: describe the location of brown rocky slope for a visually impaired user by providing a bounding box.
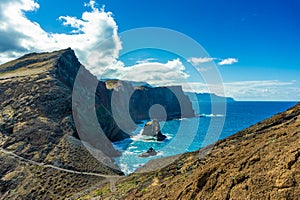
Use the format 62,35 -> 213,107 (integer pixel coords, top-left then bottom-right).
0,48 -> 125,199
84,102 -> 300,199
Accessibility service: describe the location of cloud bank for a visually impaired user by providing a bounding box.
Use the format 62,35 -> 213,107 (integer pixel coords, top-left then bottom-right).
0,0 -> 121,75
101,59 -> 189,87
0,0 -> 190,87
183,80 -> 299,101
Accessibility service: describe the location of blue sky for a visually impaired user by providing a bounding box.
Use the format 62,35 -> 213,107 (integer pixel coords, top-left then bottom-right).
0,0 -> 299,100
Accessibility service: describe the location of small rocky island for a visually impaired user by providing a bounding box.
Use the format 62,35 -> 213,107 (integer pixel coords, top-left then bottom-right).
141,120 -> 167,141
138,147 -> 158,157
138,120 -> 166,157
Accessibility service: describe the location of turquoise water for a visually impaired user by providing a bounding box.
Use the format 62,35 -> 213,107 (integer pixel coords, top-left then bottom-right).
113,101 -> 297,174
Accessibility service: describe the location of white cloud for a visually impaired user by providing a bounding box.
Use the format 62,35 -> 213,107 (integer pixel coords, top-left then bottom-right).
0,0 -> 189,88
1,1 -> 297,101
218,58 -> 238,65
84,0 -> 97,9
182,80 -> 300,101
224,80 -> 299,101
187,57 -> 215,66
224,80 -> 293,87
187,57 -> 216,72
187,57 -> 238,69
102,59 -> 190,87
182,82 -> 226,97
0,0 -> 121,75
136,58 -> 158,64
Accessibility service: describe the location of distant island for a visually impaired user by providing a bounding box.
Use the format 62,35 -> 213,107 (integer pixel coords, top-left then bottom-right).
185,92 -> 236,103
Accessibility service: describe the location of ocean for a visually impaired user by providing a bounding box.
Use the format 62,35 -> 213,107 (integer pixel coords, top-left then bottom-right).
113,101 -> 297,174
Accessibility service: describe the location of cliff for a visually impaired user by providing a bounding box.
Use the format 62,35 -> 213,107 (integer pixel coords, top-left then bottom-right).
84,102 -> 300,199
105,80 -> 195,123
130,86 -> 195,121
0,49 -> 124,199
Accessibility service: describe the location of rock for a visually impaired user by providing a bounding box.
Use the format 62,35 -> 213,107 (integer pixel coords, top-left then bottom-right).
129,86 -> 195,121
157,131 -> 167,141
138,151 -> 158,157
142,120 -> 160,136
105,80 -> 195,123
138,147 -> 158,157
142,120 -> 167,141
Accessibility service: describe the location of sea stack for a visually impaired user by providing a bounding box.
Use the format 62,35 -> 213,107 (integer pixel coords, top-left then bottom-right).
142,120 -> 167,141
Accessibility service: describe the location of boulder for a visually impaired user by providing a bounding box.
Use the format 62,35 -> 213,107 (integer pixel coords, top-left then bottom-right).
142,120 -> 167,141
142,120 -> 160,136
157,131 -> 167,141
138,147 -> 158,157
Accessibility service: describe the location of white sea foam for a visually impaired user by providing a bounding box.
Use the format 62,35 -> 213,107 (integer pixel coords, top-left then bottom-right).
128,146 -> 138,150
123,151 -> 134,155
177,117 -> 188,121
133,164 -> 142,168
120,163 -> 134,175
164,133 -> 173,139
131,134 -> 155,141
199,114 -> 225,117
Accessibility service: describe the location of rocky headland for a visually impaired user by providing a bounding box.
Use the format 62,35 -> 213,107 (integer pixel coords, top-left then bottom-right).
0,48 -> 194,199
0,48 -> 123,199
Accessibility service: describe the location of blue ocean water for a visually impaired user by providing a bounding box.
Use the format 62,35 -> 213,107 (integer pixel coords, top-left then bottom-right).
113,101 -> 297,174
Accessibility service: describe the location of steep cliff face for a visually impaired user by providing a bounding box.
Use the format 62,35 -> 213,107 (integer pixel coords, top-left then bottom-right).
0,48 -> 124,156
105,80 -> 195,123
85,102 -> 300,200
130,86 -> 195,121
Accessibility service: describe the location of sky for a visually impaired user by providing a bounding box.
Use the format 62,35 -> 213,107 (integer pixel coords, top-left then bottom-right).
0,0 -> 299,100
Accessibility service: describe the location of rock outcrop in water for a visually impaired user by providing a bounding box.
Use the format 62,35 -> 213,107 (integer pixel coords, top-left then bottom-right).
142,120 -> 161,136
142,120 -> 167,141
138,147 -> 158,157
84,102 -> 300,199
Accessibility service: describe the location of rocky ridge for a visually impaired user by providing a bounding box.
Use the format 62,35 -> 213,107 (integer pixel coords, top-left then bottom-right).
0,49 -> 125,199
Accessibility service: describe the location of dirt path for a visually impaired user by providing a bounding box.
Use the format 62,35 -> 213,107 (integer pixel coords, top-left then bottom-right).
0,147 -> 123,193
